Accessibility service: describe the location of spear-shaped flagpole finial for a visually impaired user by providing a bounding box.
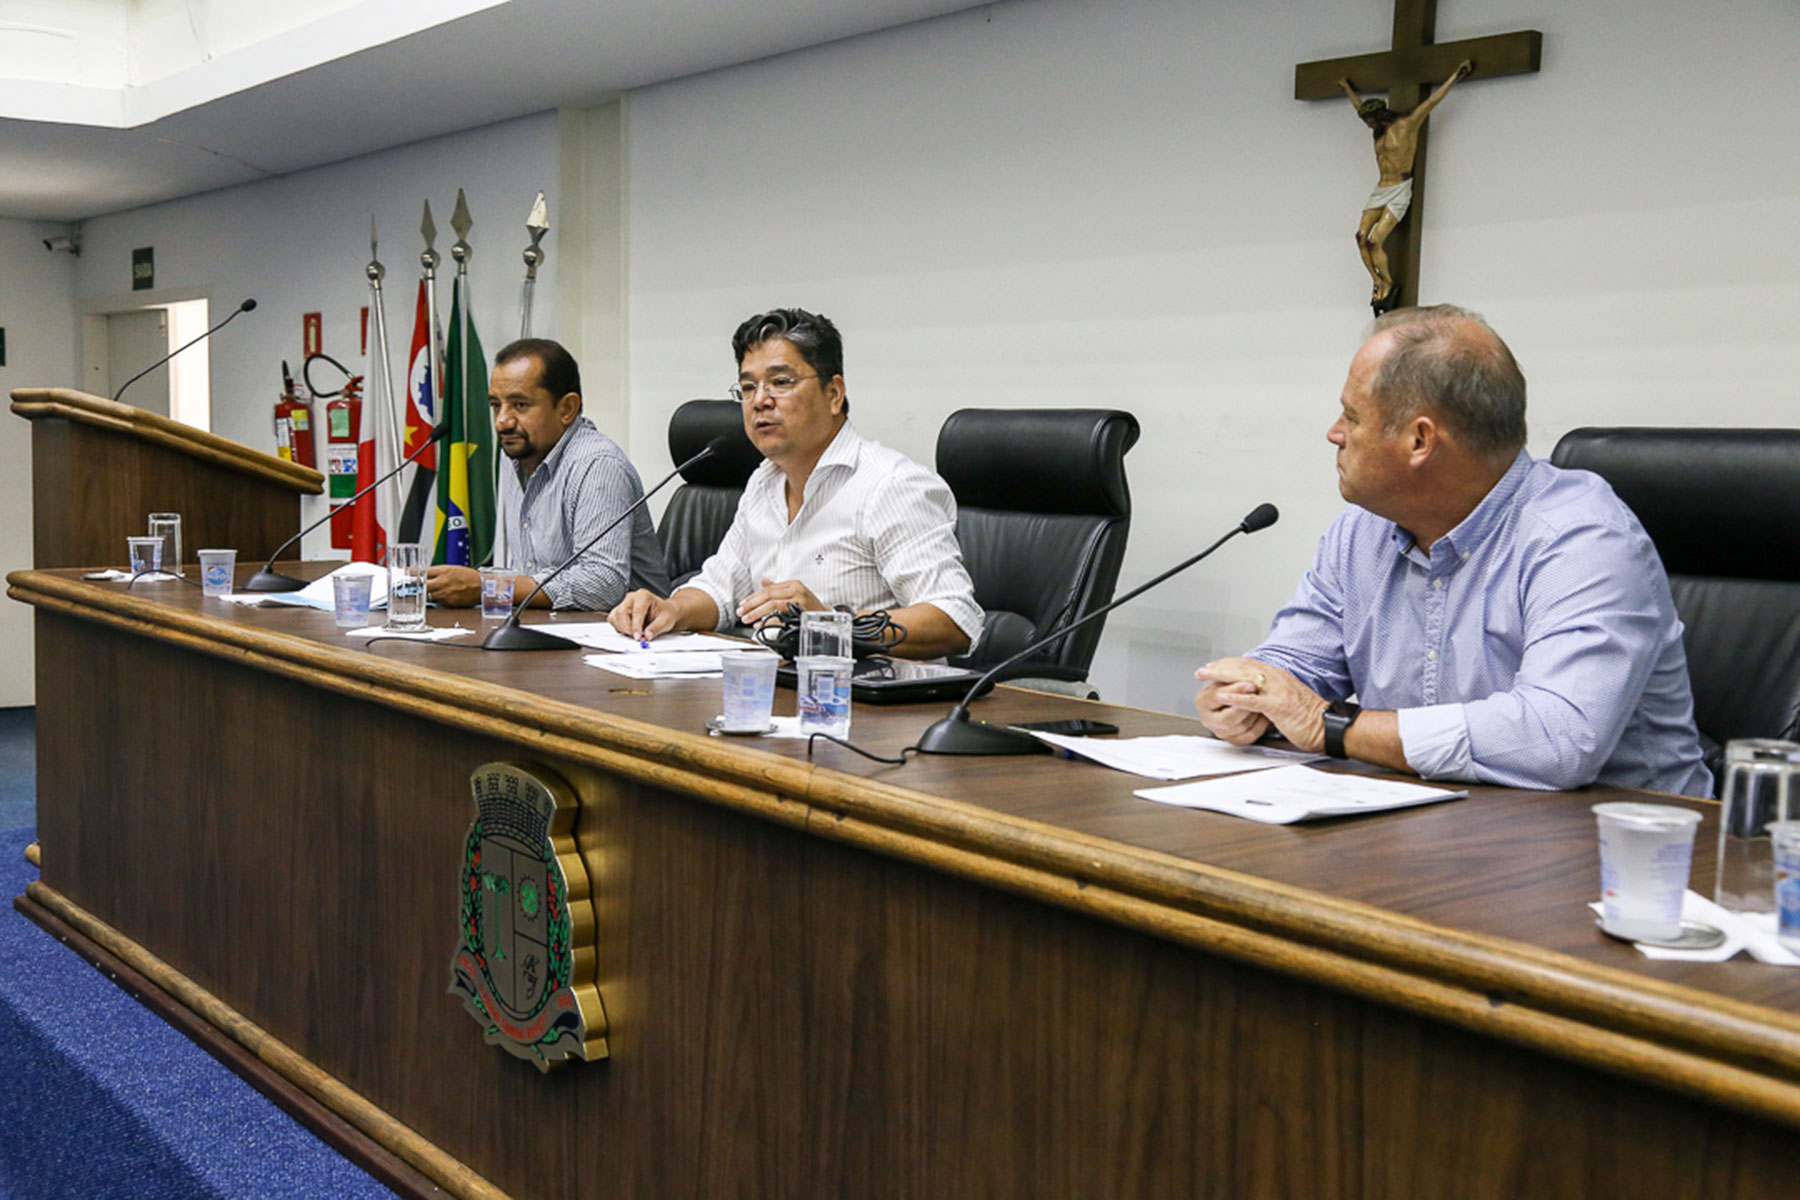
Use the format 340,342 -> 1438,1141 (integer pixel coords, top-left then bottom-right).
366,214 -> 385,285
522,190 -> 549,279
518,191 -> 549,339
450,188 -> 473,270
420,200 -> 440,275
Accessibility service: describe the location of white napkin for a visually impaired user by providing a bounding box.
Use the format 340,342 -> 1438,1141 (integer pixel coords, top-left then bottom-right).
1588,891 -> 1800,964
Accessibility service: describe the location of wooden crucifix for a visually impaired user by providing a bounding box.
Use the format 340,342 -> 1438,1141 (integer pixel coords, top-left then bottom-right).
1296,0 -> 1541,314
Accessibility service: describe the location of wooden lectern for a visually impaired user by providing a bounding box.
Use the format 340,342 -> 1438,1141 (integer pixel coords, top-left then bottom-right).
10,388 -> 323,570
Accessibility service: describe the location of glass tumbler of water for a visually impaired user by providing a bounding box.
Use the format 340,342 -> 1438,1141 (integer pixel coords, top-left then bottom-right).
148,512 -> 182,577
797,609 -> 853,738
1714,738 -> 1800,913
386,543 -> 429,631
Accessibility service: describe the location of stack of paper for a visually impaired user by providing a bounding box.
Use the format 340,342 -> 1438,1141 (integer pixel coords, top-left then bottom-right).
1135,765 -> 1464,825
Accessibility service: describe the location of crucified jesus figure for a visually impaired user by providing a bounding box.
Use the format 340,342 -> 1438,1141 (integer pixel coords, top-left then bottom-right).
1338,60 -> 1471,313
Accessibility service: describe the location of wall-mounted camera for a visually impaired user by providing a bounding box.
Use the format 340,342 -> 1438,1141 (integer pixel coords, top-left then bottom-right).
42,234 -> 81,256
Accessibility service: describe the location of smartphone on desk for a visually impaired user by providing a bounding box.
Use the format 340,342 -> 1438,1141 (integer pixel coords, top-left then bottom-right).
1009,718 -> 1120,737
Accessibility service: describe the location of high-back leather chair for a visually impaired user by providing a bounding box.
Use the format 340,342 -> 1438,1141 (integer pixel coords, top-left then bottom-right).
936,408 -> 1140,682
657,399 -> 763,587
1550,427 -> 1800,785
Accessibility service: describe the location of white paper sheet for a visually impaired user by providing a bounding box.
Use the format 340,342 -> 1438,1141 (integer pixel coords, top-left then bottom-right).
1028,732 -> 1319,781
542,622 -> 749,654
583,652 -> 725,679
220,563 -> 389,612
1135,764 -> 1465,824
342,624 -> 472,642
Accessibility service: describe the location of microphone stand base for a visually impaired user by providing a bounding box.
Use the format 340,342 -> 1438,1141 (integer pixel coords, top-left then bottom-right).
241,569 -> 308,593
916,713 -> 1046,756
481,621 -> 580,651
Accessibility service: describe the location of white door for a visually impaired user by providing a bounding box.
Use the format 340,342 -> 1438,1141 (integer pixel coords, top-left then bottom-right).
106,309 -> 169,414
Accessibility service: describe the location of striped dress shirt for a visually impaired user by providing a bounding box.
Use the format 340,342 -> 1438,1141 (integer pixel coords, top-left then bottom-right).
682,422 -> 983,644
1249,451 -> 1712,797
500,416 -> 670,611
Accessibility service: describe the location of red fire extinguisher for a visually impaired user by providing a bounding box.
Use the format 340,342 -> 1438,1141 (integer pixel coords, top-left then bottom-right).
324,374 -> 365,550
273,360 -> 316,467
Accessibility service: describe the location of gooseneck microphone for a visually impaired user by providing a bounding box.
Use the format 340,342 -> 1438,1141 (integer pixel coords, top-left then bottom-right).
113,298 -> 257,406
916,503 -> 1280,756
482,435 -> 735,650
243,420 -> 451,592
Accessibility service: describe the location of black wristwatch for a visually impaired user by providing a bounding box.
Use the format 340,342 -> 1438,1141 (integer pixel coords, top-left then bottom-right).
1322,700 -> 1362,759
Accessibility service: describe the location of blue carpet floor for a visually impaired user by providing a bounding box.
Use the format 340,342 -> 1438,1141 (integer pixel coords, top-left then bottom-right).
0,709 -> 398,1199
0,708 -> 33,834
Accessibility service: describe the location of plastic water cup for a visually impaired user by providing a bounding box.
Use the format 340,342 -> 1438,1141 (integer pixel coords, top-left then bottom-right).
795,609 -> 853,736
333,572 -> 374,628
720,651 -> 779,732
480,569 -> 516,621
197,549 -> 236,597
797,655 -> 853,738
126,536 -> 162,576
1770,820 -> 1800,955
386,544 -> 428,631
148,512 -> 182,577
1593,801 -> 1702,942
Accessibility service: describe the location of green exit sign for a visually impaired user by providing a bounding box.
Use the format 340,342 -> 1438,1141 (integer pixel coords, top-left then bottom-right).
132,246 -> 154,291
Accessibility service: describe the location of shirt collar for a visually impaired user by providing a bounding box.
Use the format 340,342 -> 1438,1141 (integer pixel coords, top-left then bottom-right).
515,415 -> 591,484
1388,448 -> 1533,566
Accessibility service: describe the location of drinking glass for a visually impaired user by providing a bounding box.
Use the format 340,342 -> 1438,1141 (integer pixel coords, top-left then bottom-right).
1714,738 -> 1800,913
386,544 -> 429,631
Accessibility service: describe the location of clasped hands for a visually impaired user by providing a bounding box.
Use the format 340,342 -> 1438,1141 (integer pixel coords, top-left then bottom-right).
1193,656 -> 1329,754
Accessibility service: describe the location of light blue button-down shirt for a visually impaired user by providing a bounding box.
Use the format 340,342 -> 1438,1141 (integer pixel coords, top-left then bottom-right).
1250,451 -> 1712,796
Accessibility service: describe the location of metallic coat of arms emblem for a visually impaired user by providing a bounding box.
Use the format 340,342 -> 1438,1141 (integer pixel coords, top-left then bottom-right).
450,762 -> 607,1070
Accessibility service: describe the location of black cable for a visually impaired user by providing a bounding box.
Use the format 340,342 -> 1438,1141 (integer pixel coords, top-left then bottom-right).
805,732 -> 921,765
302,352 -> 354,398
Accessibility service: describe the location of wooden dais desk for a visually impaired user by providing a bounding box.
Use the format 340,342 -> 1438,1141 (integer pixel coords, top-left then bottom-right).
8,568 -> 1800,1199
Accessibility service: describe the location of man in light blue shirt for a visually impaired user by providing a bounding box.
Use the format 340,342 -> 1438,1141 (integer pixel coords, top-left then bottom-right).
1196,306 -> 1712,797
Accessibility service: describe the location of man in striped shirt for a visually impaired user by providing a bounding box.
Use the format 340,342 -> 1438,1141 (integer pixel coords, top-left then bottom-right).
1194,306 -> 1711,796
426,338 -> 669,611
609,308 -> 981,660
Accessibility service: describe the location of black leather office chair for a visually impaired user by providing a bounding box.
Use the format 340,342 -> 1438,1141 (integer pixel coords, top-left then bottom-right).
936,408 -> 1140,683
657,399 -> 763,587
1550,428 -> 1800,786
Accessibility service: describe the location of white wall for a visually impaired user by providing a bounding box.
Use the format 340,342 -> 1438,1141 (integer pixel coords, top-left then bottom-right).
72,111 -> 564,551
0,217 -> 80,707
623,0 -> 1800,715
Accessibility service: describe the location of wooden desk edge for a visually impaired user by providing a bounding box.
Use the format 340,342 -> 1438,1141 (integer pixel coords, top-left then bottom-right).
11,391 -> 325,495
12,568 -> 1800,1132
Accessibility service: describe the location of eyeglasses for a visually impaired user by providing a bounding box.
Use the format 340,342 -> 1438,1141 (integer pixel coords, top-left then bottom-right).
729,373 -> 818,405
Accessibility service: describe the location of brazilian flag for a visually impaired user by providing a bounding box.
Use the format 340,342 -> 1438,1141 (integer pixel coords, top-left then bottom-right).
433,278 -> 495,567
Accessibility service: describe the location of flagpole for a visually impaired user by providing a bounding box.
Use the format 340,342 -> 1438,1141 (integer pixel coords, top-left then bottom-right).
420,200 -> 443,420
450,188 -> 482,566
365,217 -> 402,559
519,190 -> 548,339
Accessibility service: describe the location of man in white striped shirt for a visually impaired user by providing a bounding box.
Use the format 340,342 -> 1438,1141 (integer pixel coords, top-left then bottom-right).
427,339 -> 669,611
609,309 -> 980,660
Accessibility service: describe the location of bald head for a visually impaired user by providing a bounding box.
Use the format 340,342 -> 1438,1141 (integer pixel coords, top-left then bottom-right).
1366,305 -> 1527,466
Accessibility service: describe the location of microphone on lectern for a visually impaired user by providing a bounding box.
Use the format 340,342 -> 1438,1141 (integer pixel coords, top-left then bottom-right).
112,299 -> 257,406
242,420 -> 452,592
481,435 -> 736,650
915,503 -> 1281,755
